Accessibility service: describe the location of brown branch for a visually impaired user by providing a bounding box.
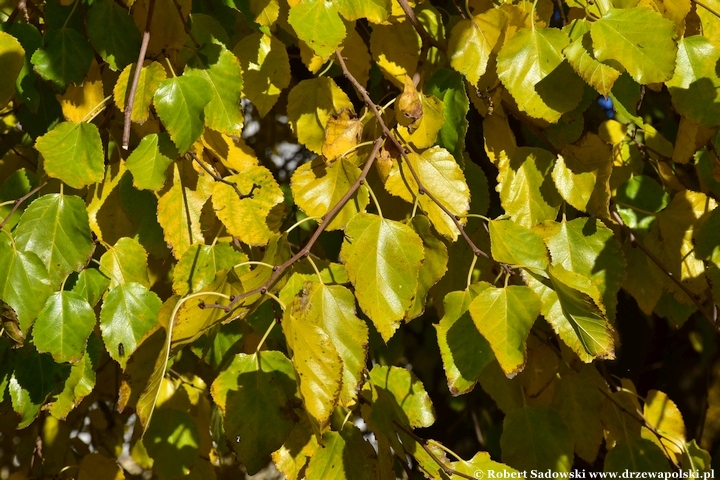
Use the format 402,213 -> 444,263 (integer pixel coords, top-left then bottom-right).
209,138 -> 385,312
392,420 -> 476,480
0,181 -> 47,230
186,151 -> 256,200
335,49 -> 490,260
122,0 -> 156,150
692,0 -> 720,19
610,209 -> 717,329
449,0 -> 467,19
396,0 -> 447,54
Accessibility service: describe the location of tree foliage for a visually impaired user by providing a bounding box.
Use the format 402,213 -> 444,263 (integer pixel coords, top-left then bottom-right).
1,0 -> 720,477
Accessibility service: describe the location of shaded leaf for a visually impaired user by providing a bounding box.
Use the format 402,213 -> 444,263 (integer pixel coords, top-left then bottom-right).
172,242 -> 246,296
86,0 -> 141,70
305,424 -> 377,479
604,438 -> 672,473
31,28 -> 93,90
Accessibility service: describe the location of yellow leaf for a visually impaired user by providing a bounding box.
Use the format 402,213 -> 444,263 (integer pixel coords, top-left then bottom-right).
132,0 -> 191,54
58,60 -> 105,123
370,21 -> 420,87
338,26 -> 371,88
249,0 -> 280,26
0,31 -> 25,108
78,453 -> 125,480
397,93 -> 445,150
157,164 -> 207,259
299,41 -> 327,74
448,8 -> 506,86
483,113 -> 517,165
641,390 -> 686,462
396,76 -> 423,128
201,129 -> 258,172
643,124 -> 674,160
638,0 -> 691,36
322,108 -> 363,160
697,0 -> 720,48
114,61 -> 167,124
672,117 -> 716,164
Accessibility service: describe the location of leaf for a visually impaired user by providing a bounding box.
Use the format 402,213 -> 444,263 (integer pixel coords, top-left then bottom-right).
126,133 -> 176,191
211,165 -> 285,246
335,0 -> 390,23
99,282 -> 161,369
489,219 -> 549,270
563,24 -> 621,96
31,28 -> 93,90
338,26 -> 371,89
85,0 -> 141,71
0,31 -> 26,107
14,193 -> 95,287
233,33 -> 290,117
447,8 -> 506,86
113,61 -> 167,124
32,291 -> 96,364
425,69 -> 470,167
291,282 -> 368,407
153,75 -> 212,153
272,417 -> 319,480
641,390 -> 686,459
99,237 -> 150,289
666,36 -> 720,128
407,215 -> 448,320
144,407 -> 200,477
497,147 -> 562,228
305,425 -> 377,479
340,213 -> 424,341
72,268 -> 110,307
385,147 -> 470,240
210,351 -> 298,475
288,0 -> 346,58
536,217 -> 626,322
283,310 -> 342,429
500,406 -> 574,472
287,77 -> 354,154
201,129 -> 258,172
604,438 -> 672,473
397,94 -> 445,150
369,21 -> 420,87
291,157 -> 369,231
615,175 -> 669,232
435,286 -> 495,395
322,108 -> 363,160
469,284 -> 541,377
449,451 -> 520,479
58,60 -> 105,123
157,166 -> 206,259
185,44 -> 244,135
35,122 -> 104,189
48,333 -> 101,419
497,27 -> 584,122
77,453 -> 125,480
172,242 -> 246,296
591,7 -> 678,85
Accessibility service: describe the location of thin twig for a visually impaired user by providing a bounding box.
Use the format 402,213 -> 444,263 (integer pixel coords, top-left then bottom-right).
186,151 -> 256,200
335,49 -> 490,260
207,138 -> 384,312
396,0 -> 447,54
692,0 -> 720,19
122,0 -> 156,150
0,181 -> 47,230
449,0 -> 467,19
610,209 -> 716,328
392,420 -> 475,480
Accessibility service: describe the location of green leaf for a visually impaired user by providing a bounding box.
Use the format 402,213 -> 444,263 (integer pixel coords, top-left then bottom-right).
605,438 -> 672,473
407,215 -> 448,320
489,219 -> 549,270
449,452 -> 520,480
32,291 -> 96,364
425,71 -> 470,168
290,282 -> 368,407
340,213 -> 425,341
126,133 -> 176,191
288,0 -> 346,58
210,351 -> 298,475
666,36 -> 720,128
615,175 -> 669,232
500,406 -> 574,472
31,28 -> 93,91
435,286 -> 495,395
563,22 -> 621,96
233,33 -> 291,117
144,408 -> 200,478
385,147 -> 470,240
113,61 -> 167,124
287,77 -> 354,154
48,333 -> 101,419
591,7 -> 677,85
0,234 -> 52,334
99,282 -> 162,369
186,44 -> 244,135
172,242 -> 246,296
305,425 -> 377,479
497,27 -> 584,122
447,8 -> 505,86
35,122 -> 104,189
99,237 -> 150,289
85,0 -> 141,70
469,284 -> 541,377
290,157 -> 369,231
211,165 -> 285,246
335,0 -> 390,23
497,147 -> 562,228
283,309 -> 343,429
0,31 -> 25,107
14,193 -> 95,288
153,75 -> 212,153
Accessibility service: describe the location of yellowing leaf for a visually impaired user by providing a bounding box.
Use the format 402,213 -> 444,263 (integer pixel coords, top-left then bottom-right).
448,8 -> 506,86
340,213 -> 424,341
113,61 -> 167,124
370,21 -> 420,87
396,75 -> 423,128
641,390 -> 686,461
697,0 -> 720,48
564,29 -> 621,97
211,164 -> 285,246
489,219 -> 549,270
287,77 -> 354,154
385,147 -> 470,240
407,215 -> 448,320
305,425 -> 377,479
58,60 -> 104,123
157,166 -> 206,259
0,31 -> 25,108
672,117 -> 716,164
99,237 -> 150,289
288,0 -> 346,58
336,0 -> 390,23
322,108 -> 363,160
249,0 -> 280,26
396,93 -> 445,150
291,157 -> 369,231
201,129 -> 258,172
78,453 -> 125,480
132,0 -> 190,54
35,122 -> 104,189
338,26 -> 372,89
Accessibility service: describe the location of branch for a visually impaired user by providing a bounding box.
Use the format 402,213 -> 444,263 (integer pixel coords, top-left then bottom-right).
396,0 -> 447,54
209,138 -> 385,312
610,209 -> 717,329
122,0 -> 156,150
0,181 -> 47,231
186,151 -> 256,200
335,49 -> 490,260
692,0 -> 720,19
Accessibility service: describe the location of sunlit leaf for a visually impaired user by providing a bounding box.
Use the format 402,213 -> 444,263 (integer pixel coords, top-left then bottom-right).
33,291 -> 95,364
489,219 -> 549,270
0,31 -> 25,107
125,133 -> 176,191
172,242 -> 246,296
448,8 -> 506,86
305,424 -> 377,479
99,237 -> 149,289
35,122 -> 104,189
153,75 -> 212,153
288,0 -> 346,58
113,61 -> 167,124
